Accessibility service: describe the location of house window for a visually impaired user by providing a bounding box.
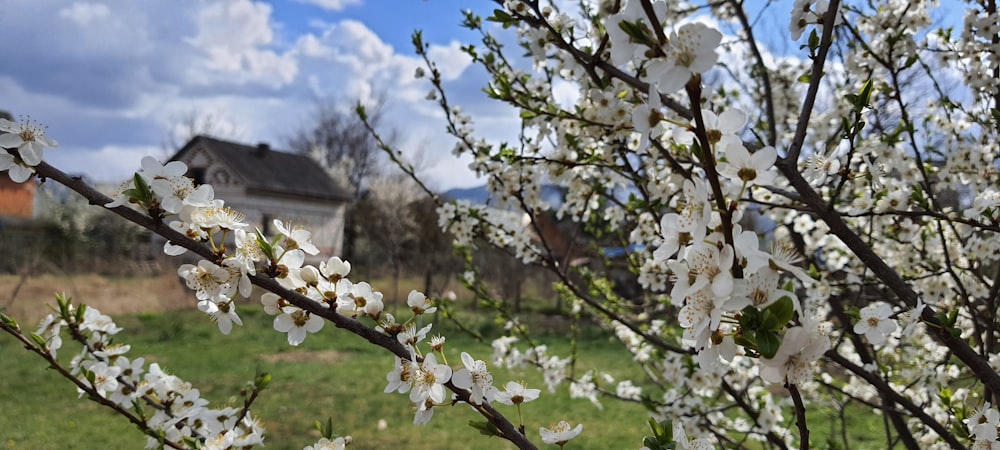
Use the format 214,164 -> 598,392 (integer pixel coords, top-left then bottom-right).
188,167 -> 206,185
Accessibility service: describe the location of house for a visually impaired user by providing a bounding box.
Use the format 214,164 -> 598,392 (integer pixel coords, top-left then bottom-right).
0,177 -> 35,219
170,135 -> 352,258
0,110 -> 36,220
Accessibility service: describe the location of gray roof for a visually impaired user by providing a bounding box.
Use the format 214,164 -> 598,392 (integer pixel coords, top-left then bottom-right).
172,135 -> 351,202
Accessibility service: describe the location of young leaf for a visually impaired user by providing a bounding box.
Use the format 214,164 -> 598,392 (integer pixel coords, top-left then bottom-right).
760,297 -> 794,331
757,330 -> 781,359
468,420 -> 501,437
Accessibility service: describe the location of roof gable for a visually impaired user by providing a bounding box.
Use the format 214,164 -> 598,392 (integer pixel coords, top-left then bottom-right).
172,135 -> 352,202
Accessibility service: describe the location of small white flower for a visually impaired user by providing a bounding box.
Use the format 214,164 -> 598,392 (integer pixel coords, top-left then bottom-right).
0,152 -> 34,182
178,260 -> 235,301
539,420 -> 583,446
397,322 -> 432,350
898,298 -> 926,337
407,290 -> 436,315
413,398 -> 436,425
273,306 -> 324,346
495,381 -> 541,405
198,298 -> 243,335
35,314 -> 64,357
273,219 -> 319,255
647,22 -> 723,93
320,256 -> 351,282
0,116 -> 58,166
674,421 -> 714,450
137,155 -> 187,182
854,302 -> 897,347
719,143 -> 777,187
632,83 -> 666,153
87,361 -> 121,398
385,356 -> 417,394
451,352 -> 495,405
304,436 -> 352,450
802,150 -> 841,185
337,281 -> 383,317
968,402 -> 1000,444
759,326 -> 829,385
202,430 -> 235,450
409,353 -> 452,404
429,335 -> 446,353
673,108 -> 746,151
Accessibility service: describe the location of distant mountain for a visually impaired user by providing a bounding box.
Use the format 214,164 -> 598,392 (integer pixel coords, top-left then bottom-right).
442,185 -> 490,204
442,184 -> 565,208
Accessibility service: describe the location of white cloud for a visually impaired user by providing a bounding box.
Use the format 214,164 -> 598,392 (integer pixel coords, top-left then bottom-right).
0,1 -> 500,190
184,0 -> 298,88
58,2 -> 111,26
427,41 -> 473,81
296,0 -> 363,12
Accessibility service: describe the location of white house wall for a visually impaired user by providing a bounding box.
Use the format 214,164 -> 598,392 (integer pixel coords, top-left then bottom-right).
223,191 -> 346,259
174,145 -> 348,261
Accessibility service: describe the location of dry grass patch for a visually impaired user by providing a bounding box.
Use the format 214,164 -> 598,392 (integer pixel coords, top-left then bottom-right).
261,349 -> 349,364
0,272 -> 192,323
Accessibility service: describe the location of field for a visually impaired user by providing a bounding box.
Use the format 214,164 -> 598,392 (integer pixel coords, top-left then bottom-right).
0,273 -> 651,450
0,273 -> 886,449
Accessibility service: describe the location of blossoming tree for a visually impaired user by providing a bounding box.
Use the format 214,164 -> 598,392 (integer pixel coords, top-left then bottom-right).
3,0 -> 1000,449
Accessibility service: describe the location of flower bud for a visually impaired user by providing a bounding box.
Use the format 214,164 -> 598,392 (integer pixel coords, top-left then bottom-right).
299,265 -> 320,287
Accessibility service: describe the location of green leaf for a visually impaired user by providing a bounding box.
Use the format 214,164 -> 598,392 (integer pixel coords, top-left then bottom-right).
617,20 -> 656,48
486,9 -> 516,29
739,305 -> 761,330
255,228 -> 276,262
856,78 -> 874,110
254,370 -> 271,390
797,72 -> 811,83
133,173 -> 152,202
808,29 -> 820,53
757,330 -> 781,359
760,296 -> 794,331
468,420 -> 501,437
0,310 -> 18,330
410,30 -> 424,50
314,417 -> 336,439
642,418 -> 674,449
29,332 -> 48,349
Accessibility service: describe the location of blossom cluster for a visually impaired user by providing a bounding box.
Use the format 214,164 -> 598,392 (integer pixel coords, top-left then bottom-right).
7,0 -> 1000,447
35,300 -> 265,449
0,116 -> 59,182
98,153 -> 575,447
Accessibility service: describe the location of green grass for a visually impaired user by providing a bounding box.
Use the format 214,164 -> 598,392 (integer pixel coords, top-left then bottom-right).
0,303 -> 651,450
0,294 -> 892,450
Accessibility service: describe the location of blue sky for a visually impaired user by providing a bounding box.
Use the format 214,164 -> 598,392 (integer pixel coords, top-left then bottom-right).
0,1 -> 967,192
0,0 -> 511,191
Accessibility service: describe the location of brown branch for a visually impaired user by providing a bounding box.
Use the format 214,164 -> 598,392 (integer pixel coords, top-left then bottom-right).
786,383 -> 810,449
776,160 -> 1000,404
0,320 -> 187,450
781,0 -> 842,163
31,161 -> 539,450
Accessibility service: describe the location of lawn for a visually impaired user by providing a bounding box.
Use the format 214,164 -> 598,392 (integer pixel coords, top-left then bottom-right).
0,274 -> 887,449
0,296 -> 651,450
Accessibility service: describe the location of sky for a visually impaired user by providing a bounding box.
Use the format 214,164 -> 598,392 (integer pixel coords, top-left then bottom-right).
0,1 -> 968,192
0,0 -> 514,191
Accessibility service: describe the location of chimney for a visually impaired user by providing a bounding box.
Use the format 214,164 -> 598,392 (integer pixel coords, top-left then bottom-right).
256,142 -> 270,158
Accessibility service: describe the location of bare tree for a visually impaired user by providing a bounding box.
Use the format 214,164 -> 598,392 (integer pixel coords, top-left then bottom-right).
161,110 -> 243,155
287,94 -> 396,199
